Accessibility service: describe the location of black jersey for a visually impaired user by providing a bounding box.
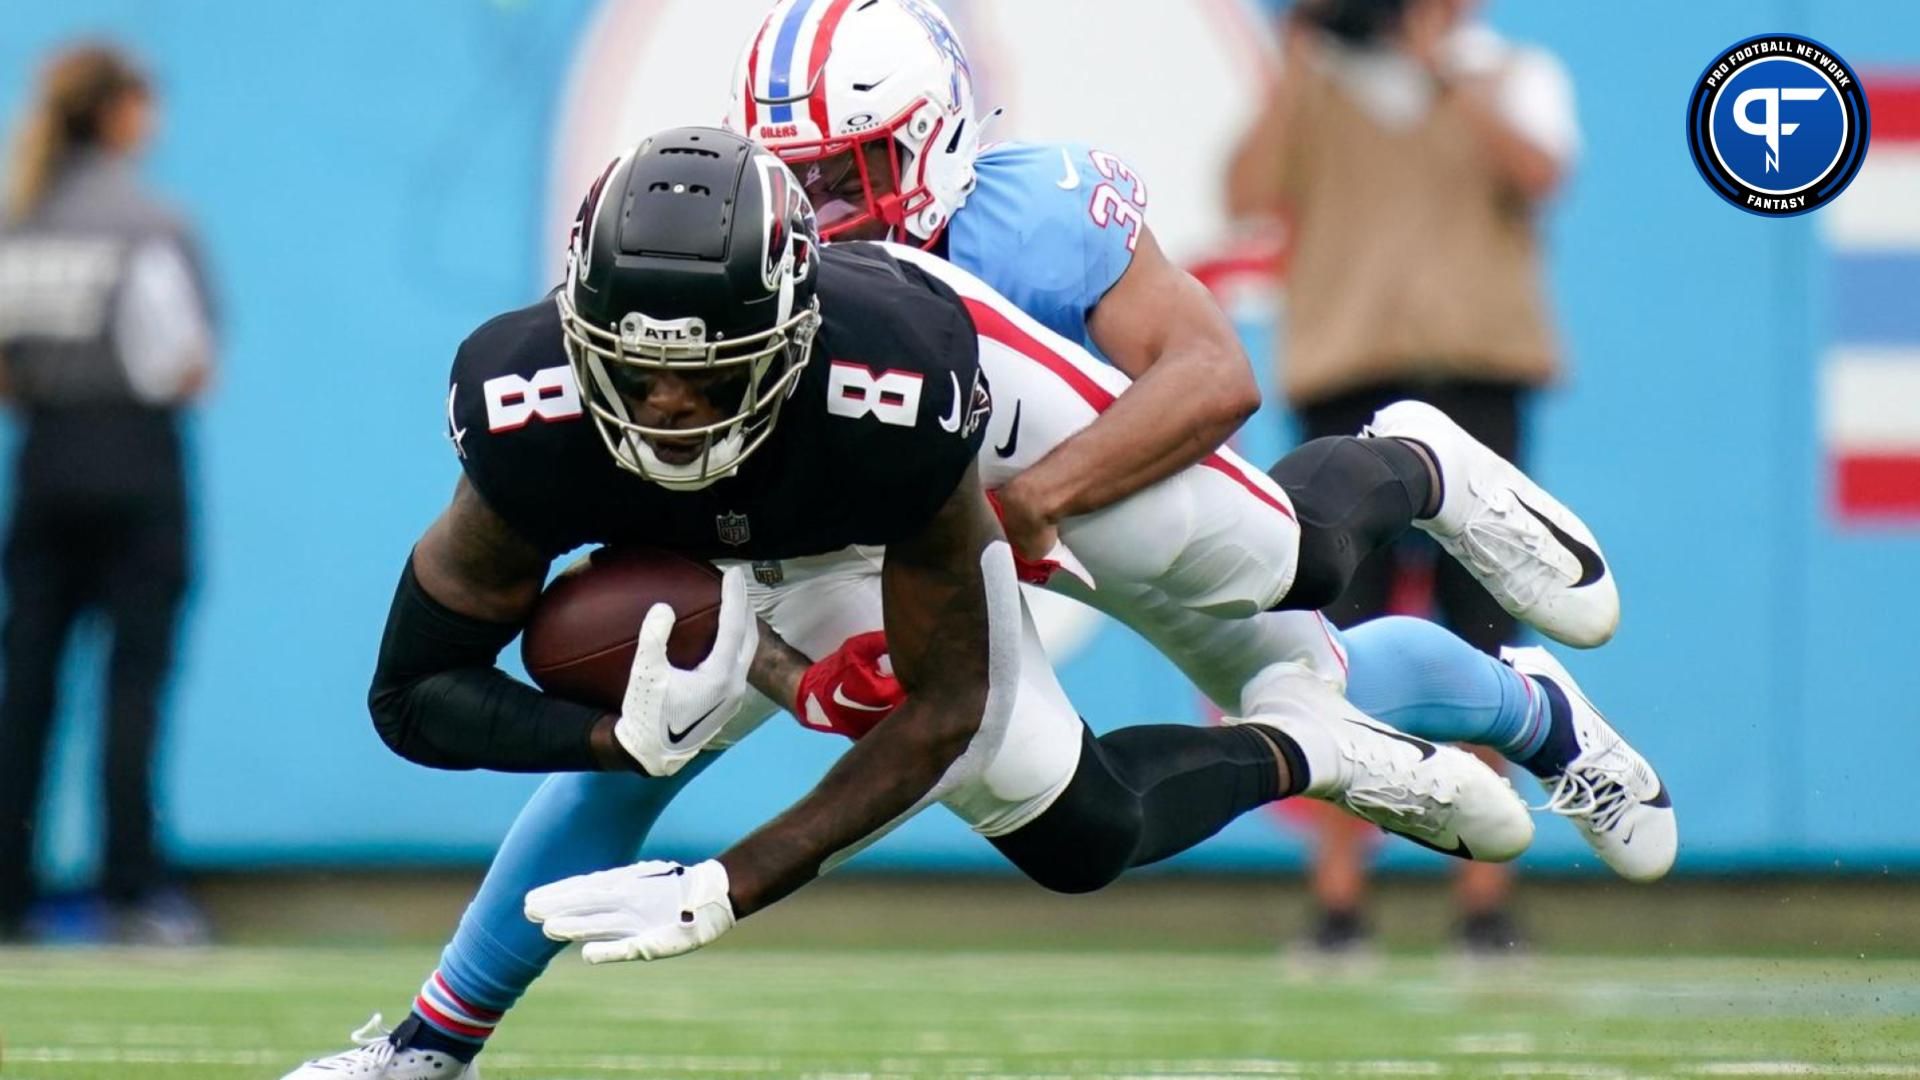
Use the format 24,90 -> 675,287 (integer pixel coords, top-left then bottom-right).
448,243 -> 991,561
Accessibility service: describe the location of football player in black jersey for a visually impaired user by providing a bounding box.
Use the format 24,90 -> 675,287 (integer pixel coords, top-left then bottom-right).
284,129 -> 1534,1077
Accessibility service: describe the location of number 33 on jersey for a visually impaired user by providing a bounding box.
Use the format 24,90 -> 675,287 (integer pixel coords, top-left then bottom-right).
946,142 -> 1150,358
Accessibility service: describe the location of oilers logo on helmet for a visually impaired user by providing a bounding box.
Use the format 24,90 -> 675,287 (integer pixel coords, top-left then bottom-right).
898,0 -> 971,112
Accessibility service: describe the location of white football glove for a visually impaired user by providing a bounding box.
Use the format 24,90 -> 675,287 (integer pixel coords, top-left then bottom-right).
615,566 -> 758,776
525,859 -> 735,964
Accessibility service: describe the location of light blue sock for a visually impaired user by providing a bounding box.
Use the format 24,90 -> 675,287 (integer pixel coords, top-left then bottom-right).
432,755 -> 716,1019
1341,616 -> 1548,761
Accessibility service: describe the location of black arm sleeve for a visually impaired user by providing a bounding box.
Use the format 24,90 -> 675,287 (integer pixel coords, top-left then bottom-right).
367,557 -> 609,773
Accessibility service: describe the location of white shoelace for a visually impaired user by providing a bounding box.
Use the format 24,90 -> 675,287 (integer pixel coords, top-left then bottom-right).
1540,762 -> 1636,833
306,1015 -> 396,1073
1339,743 -> 1458,836
1452,492 -> 1564,610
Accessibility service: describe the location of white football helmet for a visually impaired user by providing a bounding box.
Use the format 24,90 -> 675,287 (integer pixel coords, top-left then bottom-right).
725,0 -> 980,246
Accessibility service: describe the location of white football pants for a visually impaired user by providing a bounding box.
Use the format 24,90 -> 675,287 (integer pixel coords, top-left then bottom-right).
709,249 -> 1347,840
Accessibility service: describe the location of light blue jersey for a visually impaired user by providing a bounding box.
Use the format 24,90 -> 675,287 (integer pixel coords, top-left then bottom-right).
940,140 -> 1560,814
945,141 -> 1149,358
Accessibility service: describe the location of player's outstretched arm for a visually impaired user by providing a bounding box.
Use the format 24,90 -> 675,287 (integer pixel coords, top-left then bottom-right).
368,476 -> 635,773
721,462 -> 1013,916
994,224 -> 1260,559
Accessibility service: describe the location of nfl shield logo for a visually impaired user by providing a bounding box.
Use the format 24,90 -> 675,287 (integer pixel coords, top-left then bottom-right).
715,511 -> 751,547
751,560 -> 784,586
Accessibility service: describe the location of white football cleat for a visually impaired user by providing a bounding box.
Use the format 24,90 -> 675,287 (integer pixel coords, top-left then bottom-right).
279,1015 -> 478,1079
1230,667 -> 1534,862
1504,646 -> 1676,883
1365,400 -> 1619,648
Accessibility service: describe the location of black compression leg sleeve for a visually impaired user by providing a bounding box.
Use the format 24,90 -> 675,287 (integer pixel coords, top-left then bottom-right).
989,724 -> 1305,894
1268,436 -> 1435,611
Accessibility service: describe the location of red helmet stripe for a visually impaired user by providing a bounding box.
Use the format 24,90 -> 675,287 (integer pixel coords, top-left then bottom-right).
744,8 -> 779,130
806,0 -> 858,137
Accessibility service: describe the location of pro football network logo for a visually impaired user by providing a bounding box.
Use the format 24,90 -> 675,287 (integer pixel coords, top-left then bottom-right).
1686,34 -> 1870,217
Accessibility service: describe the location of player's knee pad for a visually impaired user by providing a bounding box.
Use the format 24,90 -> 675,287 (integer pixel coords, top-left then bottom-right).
1268,437 -> 1424,610
995,812 -> 1137,895
1019,848 -> 1132,895
986,728 -> 1140,895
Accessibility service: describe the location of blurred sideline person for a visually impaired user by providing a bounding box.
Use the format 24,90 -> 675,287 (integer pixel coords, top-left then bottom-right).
0,43 -> 215,945
1228,0 -> 1580,958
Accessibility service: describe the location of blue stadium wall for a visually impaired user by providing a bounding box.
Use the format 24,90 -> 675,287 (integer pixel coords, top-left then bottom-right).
1,0 -> 1915,881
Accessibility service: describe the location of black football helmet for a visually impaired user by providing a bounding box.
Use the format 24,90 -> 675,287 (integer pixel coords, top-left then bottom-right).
560,126 -> 821,489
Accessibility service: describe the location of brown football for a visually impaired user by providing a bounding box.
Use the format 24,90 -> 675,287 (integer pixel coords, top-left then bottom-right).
521,547 -> 723,711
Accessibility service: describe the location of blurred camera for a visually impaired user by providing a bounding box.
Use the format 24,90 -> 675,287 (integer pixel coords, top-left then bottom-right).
1295,0 -> 1411,46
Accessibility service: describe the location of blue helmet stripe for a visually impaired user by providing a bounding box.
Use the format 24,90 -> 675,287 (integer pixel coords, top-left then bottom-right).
767,0 -> 818,124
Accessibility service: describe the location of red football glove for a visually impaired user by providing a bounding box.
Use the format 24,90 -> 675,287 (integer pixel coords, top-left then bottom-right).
792,630 -> 904,740
985,490 -> 1067,586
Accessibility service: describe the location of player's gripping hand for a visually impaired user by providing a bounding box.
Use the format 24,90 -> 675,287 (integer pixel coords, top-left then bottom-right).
526,859 -> 734,963
793,630 -> 903,740
985,490 -> 1095,589
615,567 -> 757,776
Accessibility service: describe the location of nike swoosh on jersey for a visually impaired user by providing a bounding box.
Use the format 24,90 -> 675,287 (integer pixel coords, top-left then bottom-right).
446,384 -> 468,459
994,400 -> 1022,458
1056,148 -> 1080,190
938,372 -> 963,432
831,685 -> 892,712
1344,717 -> 1437,760
665,701 -> 727,745
1515,496 -> 1607,588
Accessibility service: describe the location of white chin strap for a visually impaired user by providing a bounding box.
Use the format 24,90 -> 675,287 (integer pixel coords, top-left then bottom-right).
622,430 -> 748,491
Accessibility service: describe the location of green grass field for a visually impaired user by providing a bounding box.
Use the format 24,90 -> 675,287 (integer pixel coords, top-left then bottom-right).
3,946 -> 1918,1079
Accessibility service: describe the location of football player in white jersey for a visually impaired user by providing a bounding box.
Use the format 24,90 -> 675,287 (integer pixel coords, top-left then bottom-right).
719,0 -> 1667,880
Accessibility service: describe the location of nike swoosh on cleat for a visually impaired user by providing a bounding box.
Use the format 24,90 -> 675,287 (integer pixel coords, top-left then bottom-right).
994,401 -> 1022,458
1056,148 -> 1080,190
831,685 -> 892,712
1344,717 -> 1437,760
1516,496 -> 1607,588
666,701 -> 727,745
1399,832 -> 1473,860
